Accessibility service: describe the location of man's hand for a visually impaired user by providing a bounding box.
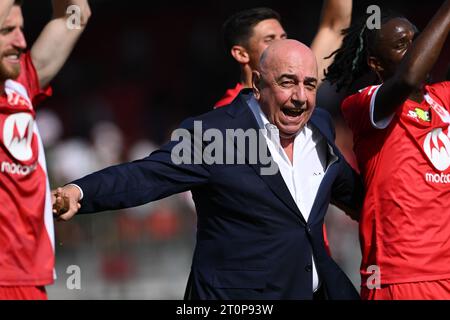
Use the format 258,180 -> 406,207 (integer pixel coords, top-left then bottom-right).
52,185 -> 82,221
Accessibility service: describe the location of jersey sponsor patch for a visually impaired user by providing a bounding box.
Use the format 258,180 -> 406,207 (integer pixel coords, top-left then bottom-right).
3,112 -> 35,162
407,107 -> 431,123
423,127 -> 450,172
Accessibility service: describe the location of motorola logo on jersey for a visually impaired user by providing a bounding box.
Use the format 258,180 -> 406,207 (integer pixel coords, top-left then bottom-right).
423,127 -> 450,172
3,112 -> 35,162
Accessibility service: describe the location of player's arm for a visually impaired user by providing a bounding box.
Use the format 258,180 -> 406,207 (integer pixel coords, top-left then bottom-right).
310,0 -> 352,87
0,0 -> 14,27
374,0 -> 450,123
30,0 -> 91,89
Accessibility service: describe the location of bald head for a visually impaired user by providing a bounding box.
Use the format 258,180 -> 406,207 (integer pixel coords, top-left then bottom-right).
252,39 -> 318,140
259,39 -> 317,76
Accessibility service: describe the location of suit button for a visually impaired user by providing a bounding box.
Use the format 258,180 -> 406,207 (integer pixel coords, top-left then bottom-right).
305,264 -> 312,272
306,227 -> 312,234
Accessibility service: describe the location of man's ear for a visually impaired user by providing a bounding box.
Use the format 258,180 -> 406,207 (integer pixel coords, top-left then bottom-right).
368,55 -> 383,80
252,70 -> 262,99
231,45 -> 250,64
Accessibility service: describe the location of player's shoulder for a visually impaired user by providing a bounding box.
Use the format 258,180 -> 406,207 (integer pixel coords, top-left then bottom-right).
428,80 -> 450,87
426,81 -> 450,93
342,85 -> 381,110
424,81 -> 450,102
346,85 -> 381,101
15,52 -> 37,90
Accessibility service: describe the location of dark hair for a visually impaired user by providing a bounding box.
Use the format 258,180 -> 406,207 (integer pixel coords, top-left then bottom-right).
325,10 -> 407,92
14,0 -> 23,5
222,7 -> 281,52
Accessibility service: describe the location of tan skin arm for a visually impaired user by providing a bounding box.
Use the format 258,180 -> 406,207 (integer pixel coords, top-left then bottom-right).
30,0 -> 91,89
310,0 -> 352,87
0,0 -> 14,28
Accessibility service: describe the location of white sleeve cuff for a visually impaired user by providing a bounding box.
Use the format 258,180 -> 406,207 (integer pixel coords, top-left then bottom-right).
370,85 -> 394,129
66,183 -> 84,200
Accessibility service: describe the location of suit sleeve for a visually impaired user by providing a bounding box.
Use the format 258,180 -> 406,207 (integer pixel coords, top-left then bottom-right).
318,108 -> 364,221
323,110 -> 364,221
330,160 -> 364,222
73,117 -> 210,214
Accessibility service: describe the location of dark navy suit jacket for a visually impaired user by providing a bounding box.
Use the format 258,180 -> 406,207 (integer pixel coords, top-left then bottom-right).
73,91 -> 363,300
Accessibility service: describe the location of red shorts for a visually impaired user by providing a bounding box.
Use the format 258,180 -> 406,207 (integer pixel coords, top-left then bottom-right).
0,286 -> 47,300
361,279 -> 450,300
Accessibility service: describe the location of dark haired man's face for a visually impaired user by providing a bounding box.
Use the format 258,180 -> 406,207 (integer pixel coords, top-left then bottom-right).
370,17 -> 417,80
246,19 -> 287,70
0,6 -> 26,82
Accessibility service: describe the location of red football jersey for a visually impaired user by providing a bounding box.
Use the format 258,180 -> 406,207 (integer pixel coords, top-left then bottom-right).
214,83 -> 243,108
0,53 -> 54,286
342,82 -> 450,286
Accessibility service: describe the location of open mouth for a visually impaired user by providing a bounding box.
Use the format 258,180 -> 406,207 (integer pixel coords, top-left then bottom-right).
282,107 -> 304,117
3,52 -> 21,64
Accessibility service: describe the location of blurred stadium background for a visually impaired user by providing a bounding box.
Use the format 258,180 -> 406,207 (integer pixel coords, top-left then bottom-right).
20,0 -> 449,299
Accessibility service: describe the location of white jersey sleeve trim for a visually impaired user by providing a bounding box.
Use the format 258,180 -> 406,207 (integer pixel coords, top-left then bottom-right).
370,85 -> 394,129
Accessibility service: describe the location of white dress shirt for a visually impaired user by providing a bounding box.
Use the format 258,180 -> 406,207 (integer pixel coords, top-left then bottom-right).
247,95 -> 329,292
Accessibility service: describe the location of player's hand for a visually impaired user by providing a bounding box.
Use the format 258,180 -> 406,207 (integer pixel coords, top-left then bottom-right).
52,185 -> 81,221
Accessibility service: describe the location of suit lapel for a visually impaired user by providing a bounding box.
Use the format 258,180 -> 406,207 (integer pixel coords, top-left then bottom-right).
226,93 -> 306,225
307,111 -> 341,224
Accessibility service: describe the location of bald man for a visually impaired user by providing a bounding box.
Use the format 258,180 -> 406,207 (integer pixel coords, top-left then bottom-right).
253,40 -> 318,162
52,40 -> 363,300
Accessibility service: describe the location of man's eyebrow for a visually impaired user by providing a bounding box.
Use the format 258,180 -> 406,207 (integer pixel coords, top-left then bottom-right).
304,76 -> 317,83
277,74 -> 317,84
278,73 -> 297,80
0,24 -> 24,30
263,34 -> 276,39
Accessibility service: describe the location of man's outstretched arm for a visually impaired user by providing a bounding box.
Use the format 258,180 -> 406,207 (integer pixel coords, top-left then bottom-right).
53,118 -> 211,221
31,0 -> 91,89
310,0 -> 352,87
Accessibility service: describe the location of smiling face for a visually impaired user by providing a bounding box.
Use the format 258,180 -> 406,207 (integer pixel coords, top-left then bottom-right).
368,17 -> 418,81
0,5 -> 27,82
253,40 -> 318,140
